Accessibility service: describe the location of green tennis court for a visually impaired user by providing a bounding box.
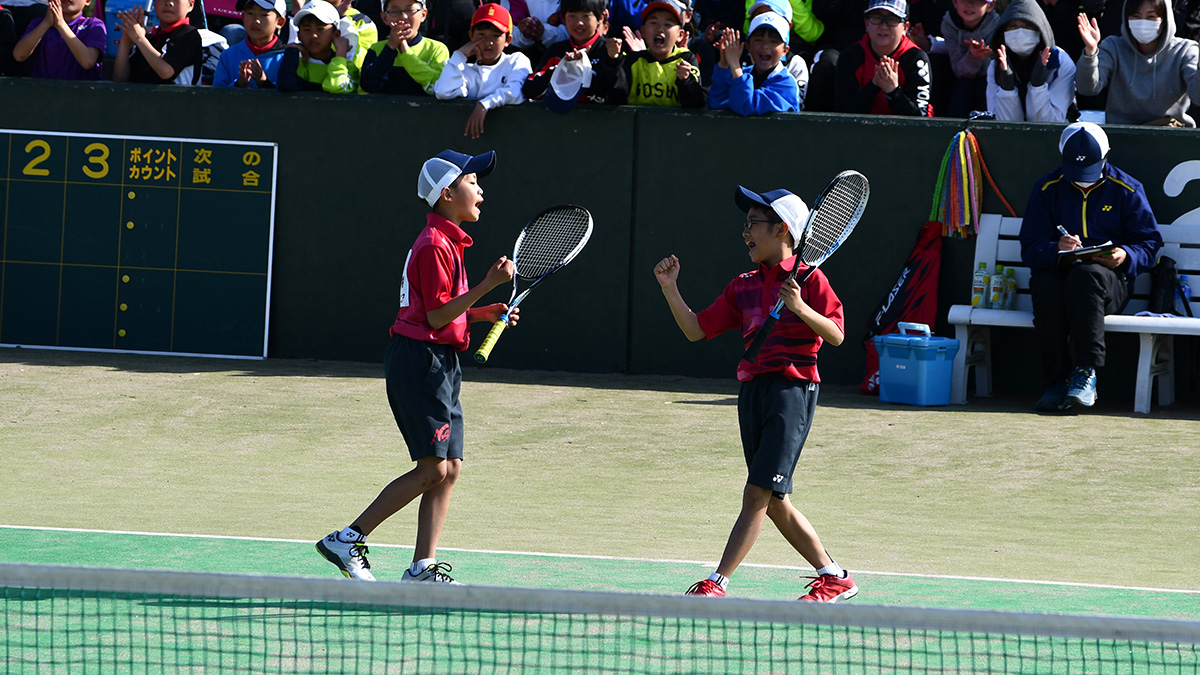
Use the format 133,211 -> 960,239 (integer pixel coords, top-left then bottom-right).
3,348 -> 1199,673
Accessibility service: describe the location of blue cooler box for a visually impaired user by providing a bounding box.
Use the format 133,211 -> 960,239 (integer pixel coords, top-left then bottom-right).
873,322 -> 960,406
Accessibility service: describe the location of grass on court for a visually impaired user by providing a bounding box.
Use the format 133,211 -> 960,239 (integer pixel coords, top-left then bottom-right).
2,348 -> 1198,610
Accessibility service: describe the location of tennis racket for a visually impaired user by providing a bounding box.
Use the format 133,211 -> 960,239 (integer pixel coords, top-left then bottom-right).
742,170 -> 870,364
474,204 -> 593,364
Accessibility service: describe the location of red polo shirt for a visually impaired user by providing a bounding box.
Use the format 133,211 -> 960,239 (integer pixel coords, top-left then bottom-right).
390,214 -> 473,350
697,256 -> 844,382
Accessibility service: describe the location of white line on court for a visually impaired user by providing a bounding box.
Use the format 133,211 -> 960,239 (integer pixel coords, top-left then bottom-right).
4,524 -> 1197,595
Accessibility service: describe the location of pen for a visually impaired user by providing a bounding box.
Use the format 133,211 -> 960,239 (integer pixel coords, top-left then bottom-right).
1056,225 -> 1071,237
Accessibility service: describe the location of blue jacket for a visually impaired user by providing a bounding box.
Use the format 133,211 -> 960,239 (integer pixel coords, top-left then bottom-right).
213,38 -> 286,88
709,62 -> 799,115
1019,163 -> 1163,278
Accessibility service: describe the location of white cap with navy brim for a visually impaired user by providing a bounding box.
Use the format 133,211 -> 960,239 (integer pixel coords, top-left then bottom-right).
418,150 -> 496,207
735,186 -> 810,247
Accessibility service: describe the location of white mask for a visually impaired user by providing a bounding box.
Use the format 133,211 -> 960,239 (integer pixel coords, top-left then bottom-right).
1073,180 -> 1100,188
1129,18 -> 1162,44
1004,27 -> 1040,55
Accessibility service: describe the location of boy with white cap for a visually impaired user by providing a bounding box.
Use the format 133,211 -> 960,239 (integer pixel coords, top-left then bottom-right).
653,185 -> 857,603
316,149 -> 517,582
710,10 -> 801,113
1019,122 -> 1162,411
277,0 -> 360,92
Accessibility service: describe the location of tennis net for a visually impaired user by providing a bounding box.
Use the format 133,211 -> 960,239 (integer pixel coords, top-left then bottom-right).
3,562 -> 1199,674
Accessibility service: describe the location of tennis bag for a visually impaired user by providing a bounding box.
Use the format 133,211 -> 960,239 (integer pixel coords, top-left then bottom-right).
860,220 -> 943,394
1147,255 -> 1193,317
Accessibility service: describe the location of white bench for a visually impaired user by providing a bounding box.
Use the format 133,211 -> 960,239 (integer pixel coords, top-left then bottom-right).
948,214 -> 1200,414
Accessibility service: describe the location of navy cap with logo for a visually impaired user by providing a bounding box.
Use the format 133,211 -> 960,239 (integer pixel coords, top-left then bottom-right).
1058,122 -> 1109,183
417,150 -> 496,206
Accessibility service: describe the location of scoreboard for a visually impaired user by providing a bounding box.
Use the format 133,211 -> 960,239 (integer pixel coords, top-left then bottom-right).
0,130 -> 277,359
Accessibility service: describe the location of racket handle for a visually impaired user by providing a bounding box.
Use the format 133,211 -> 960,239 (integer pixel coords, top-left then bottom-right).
742,311 -> 781,364
473,318 -> 509,364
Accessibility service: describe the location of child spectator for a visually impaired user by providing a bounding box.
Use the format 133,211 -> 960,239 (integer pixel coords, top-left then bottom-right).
710,12 -> 802,113
653,186 -> 856,603
113,0 -> 204,84
604,0 -> 707,107
940,0 -> 999,115
433,3 -> 531,138
12,0 -> 104,79
835,0 -> 933,114
986,0 -> 1076,121
278,0 -> 360,92
0,4 -> 17,76
287,0 -> 379,72
744,0 -> 810,105
522,0 -> 625,110
361,0 -> 448,94
213,0 -> 287,87
1076,0 -> 1200,125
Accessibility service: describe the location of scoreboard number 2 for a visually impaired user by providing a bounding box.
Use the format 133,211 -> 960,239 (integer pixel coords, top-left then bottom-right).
22,139 -> 51,177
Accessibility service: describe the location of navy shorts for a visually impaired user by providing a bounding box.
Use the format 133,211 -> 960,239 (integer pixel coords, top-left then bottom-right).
737,374 -> 819,497
384,334 -> 464,461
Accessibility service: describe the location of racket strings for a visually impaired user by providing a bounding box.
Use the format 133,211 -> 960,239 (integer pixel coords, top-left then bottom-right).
801,178 -> 869,265
514,209 -> 592,278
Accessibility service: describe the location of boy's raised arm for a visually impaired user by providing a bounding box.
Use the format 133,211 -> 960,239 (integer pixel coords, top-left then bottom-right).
654,255 -> 705,341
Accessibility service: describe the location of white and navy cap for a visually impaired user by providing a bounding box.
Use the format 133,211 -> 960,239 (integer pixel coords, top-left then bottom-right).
749,0 -> 792,23
417,149 -> 496,206
864,0 -> 907,19
1059,122 -> 1109,183
748,11 -> 790,43
294,0 -> 340,24
236,0 -> 287,14
735,186 -> 809,246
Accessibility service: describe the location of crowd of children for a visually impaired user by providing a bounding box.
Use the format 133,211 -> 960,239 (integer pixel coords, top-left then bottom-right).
3,0 -> 1200,124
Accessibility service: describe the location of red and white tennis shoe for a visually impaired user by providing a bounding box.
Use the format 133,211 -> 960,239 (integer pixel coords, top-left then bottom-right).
685,579 -> 726,597
798,572 -> 858,603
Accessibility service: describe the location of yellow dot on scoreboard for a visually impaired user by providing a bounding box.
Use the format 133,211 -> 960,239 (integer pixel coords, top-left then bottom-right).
122,275 -> 130,283
127,191 -> 135,199
126,222 -> 135,230
119,304 -> 128,311
118,329 -> 126,337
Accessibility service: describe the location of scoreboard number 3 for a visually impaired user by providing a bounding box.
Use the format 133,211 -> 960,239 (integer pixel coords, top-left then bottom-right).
20,139 -> 111,179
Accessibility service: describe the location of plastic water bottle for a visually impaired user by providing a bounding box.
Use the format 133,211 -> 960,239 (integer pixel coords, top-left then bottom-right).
971,263 -> 991,308
1005,267 -> 1018,310
1178,274 -> 1192,315
989,264 -> 1006,310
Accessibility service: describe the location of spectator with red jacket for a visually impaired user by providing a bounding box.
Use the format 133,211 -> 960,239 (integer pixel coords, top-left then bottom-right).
834,0 -> 934,114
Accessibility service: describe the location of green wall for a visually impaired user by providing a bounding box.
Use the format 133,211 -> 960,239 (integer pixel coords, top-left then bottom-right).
3,79 -> 1198,403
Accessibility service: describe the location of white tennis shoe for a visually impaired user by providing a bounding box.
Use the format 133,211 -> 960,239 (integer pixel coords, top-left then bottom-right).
401,562 -> 459,584
316,530 -> 376,582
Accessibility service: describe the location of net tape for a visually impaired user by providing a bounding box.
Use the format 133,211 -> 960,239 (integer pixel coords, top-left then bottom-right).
513,206 -> 592,279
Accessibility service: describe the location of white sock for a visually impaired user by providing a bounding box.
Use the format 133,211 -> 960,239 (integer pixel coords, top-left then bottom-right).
339,526 -> 364,543
816,562 -> 844,577
411,558 -> 436,575
708,572 -> 729,590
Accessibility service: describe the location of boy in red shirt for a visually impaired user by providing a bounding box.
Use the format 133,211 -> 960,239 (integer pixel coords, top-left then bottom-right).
653,186 -> 858,603
317,149 -> 517,583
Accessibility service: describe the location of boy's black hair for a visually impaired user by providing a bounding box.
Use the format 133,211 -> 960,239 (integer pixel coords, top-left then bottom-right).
559,0 -> 606,20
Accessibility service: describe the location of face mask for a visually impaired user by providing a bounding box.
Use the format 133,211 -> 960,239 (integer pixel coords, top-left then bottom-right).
1004,27 -> 1040,55
1073,179 -> 1100,188
1129,18 -> 1162,44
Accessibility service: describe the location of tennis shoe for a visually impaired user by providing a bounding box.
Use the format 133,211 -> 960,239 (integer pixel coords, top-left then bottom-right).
798,572 -> 857,603
684,579 -> 726,597
1034,381 -> 1072,413
1065,367 -> 1098,408
402,562 -> 460,584
316,530 -> 375,582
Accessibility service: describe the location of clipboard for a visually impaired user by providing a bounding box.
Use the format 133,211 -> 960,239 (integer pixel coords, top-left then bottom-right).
1058,241 -> 1116,259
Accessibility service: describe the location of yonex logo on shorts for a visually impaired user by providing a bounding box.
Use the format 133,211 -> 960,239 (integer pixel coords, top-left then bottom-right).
773,474 -> 785,483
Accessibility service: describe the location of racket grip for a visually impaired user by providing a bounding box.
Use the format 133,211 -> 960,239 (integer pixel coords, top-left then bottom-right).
742,315 -> 779,363
473,318 -> 509,364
